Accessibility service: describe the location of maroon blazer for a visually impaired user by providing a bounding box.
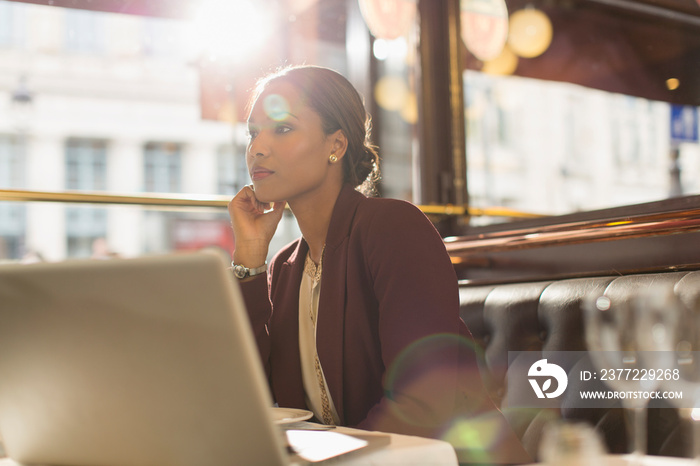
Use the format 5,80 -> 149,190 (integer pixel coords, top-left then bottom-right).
240,184 -> 530,462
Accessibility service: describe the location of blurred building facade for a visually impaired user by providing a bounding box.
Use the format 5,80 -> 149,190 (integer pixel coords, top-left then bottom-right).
2,0 -> 699,258
0,1 -> 287,261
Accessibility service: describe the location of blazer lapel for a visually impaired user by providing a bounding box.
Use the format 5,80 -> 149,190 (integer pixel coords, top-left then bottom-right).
270,240 -> 307,409
316,239 -> 348,424
316,184 -> 364,425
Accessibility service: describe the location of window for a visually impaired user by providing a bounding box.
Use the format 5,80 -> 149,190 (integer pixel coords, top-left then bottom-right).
0,0 -> 25,48
142,17 -> 185,59
461,0 -> 700,222
217,143 -> 247,196
0,134 -> 24,188
65,138 -> 107,190
65,8 -> 104,53
0,135 -> 26,260
0,0 -> 416,261
144,142 -> 182,193
64,139 -> 108,258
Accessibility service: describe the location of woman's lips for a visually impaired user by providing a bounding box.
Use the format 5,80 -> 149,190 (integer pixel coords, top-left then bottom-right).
251,168 -> 274,181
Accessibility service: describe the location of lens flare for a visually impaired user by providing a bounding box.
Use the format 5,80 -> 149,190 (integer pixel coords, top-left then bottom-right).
263,94 -> 290,121
384,334 -> 487,426
442,414 -> 501,463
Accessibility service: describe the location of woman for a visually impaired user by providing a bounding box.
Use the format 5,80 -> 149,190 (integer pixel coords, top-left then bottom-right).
228,65 -> 528,462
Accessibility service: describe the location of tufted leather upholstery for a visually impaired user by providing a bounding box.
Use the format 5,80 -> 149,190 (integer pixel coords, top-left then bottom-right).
459,271 -> 700,461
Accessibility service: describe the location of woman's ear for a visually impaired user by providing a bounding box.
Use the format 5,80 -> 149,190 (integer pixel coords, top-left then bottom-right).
330,130 -> 348,161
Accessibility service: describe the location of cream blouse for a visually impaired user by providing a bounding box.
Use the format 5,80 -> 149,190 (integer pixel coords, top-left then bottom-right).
298,251 -> 340,425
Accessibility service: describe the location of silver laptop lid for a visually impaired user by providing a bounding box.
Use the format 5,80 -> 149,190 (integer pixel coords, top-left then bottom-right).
0,252 -> 288,466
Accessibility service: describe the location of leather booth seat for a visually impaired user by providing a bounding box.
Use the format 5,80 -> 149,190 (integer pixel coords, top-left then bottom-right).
459,270 -> 700,461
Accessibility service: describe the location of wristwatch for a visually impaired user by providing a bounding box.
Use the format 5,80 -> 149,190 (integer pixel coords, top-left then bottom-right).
231,262 -> 267,279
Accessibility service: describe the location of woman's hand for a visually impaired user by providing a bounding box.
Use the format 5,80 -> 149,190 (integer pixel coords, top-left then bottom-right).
228,185 -> 286,267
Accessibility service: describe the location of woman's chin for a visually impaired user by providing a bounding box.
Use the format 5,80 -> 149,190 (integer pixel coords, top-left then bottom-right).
252,189 -> 280,205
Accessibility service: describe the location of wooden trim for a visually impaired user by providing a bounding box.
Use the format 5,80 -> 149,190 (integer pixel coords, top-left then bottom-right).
449,195 -> 700,284
446,204 -> 700,258
417,0 -> 467,208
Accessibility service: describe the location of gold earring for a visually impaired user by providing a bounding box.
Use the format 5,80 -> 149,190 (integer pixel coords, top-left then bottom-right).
329,154 -> 338,163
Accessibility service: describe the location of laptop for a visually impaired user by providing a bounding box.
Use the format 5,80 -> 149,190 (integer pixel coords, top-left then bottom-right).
0,252 -> 293,466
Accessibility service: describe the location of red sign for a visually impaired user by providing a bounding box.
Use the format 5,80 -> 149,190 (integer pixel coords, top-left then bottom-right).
173,219 -> 234,259
460,0 -> 509,61
358,0 -> 417,40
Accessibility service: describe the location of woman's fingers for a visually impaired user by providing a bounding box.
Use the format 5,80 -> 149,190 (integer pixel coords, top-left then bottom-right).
229,185 -> 258,214
227,187 -> 288,266
229,186 -> 286,239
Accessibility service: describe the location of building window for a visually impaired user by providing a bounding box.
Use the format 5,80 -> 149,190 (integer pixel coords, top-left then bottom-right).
144,142 -> 182,193
0,0 -> 26,48
217,143 -> 247,196
65,138 -> 107,190
65,138 -> 108,258
0,135 -> 26,260
65,8 -> 104,53
142,17 -> 185,59
0,135 -> 25,188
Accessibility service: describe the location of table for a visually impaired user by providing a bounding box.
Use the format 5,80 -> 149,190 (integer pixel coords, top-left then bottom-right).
524,454 -> 696,465
0,424 -> 459,466
300,424 -> 459,465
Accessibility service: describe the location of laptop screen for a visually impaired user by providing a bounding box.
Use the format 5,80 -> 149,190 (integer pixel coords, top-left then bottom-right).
0,253 -> 288,466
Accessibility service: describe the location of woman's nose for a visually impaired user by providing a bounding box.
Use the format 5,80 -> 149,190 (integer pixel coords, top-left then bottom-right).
247,148 -> 266,164
248,134 -> 269,158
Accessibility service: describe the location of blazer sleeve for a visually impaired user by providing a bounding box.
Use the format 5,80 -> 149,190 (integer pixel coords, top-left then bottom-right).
353,200 -> 467,433
354,201 -> 531,463
352,201 -> 497,432
239,272 -> 272,376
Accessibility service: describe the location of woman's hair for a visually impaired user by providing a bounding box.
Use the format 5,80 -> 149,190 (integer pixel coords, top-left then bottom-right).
249,65 -> 380,195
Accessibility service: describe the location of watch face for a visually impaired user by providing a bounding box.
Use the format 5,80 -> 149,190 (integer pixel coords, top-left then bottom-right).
233,265 -> 248,279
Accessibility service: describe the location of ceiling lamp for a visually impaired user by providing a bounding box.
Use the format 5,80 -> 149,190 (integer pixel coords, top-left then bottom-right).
358,0 -> 417,40
460,0 -> 509,61
507,7 -> 552,58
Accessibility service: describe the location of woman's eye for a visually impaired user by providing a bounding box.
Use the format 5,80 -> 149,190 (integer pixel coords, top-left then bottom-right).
275,125 -> 292,134
247,129 -> 258,140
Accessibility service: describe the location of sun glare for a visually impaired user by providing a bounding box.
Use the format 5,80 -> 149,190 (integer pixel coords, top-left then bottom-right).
187,0 -> 272,63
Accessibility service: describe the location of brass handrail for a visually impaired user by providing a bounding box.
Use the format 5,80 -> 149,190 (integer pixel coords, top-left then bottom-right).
0,189 -> 230,208
0,189 -> 544,219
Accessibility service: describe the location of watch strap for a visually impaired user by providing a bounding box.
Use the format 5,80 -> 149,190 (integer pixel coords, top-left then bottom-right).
231,262 -> 267,279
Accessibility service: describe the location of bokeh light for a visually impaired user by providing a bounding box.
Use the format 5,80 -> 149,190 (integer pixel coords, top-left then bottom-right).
373,39 -> 390,60
374,76 -> 409,112
400,91 -> 418,124
482,45 -> 518,75
666,78 -> 680,90
692,407 -> 700,421
507,8 -> 552,58
373,37 -> 408,61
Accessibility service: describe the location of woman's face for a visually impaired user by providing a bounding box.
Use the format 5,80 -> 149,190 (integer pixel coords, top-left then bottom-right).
246,80 -> 340,204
